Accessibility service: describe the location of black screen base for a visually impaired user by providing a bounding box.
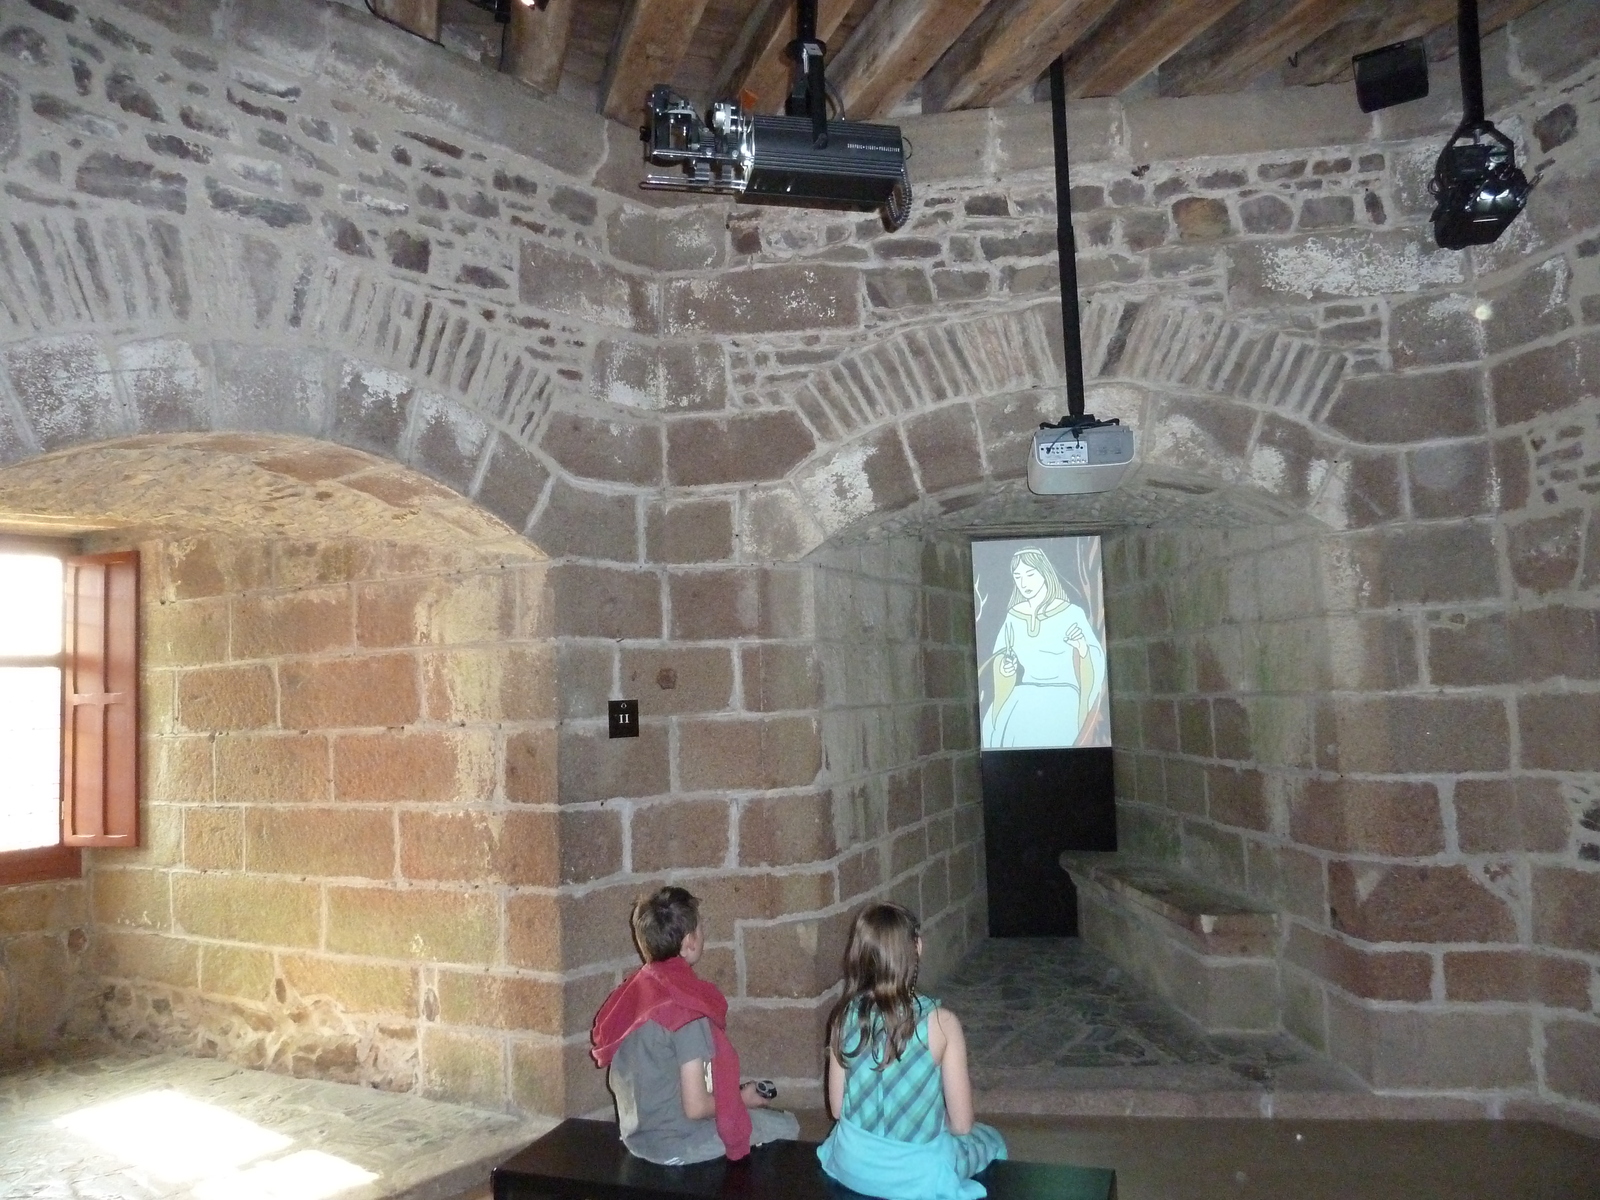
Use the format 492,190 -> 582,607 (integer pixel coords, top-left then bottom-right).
980,747 -> 1116,937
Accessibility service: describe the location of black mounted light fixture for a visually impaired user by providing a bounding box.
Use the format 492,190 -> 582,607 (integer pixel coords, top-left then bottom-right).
638,0 -> 912,230
1428,0 -> 1532,249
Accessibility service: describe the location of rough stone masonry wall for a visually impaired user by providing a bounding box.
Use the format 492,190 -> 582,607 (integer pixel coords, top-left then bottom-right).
89,526 -> 582,1112
2,0 -> 1599,1129
0,880 -> 96,1056
536,530 -> 985,1111
812,534 -> 984,991
1103,41 -> 1600,1132
0,0 -> 993,1113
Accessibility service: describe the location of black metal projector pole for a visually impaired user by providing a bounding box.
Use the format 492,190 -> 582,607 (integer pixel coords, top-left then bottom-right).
1458,0 -> 1485,125
786,0 -> 828,148
1049,57 -> 1087,422
795,0 -> 816,41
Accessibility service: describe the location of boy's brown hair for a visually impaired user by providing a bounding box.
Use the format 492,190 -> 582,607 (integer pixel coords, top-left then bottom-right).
631,886 -> 700,962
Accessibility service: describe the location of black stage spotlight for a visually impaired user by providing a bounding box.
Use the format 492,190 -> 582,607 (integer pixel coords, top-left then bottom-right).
1429,0 -> 1531,249
638,0 -> 911,231
1431,123 -> 1532,249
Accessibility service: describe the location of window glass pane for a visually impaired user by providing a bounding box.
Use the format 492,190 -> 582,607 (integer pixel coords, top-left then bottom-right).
0,667 -> 61,851
0,553 -> 64,656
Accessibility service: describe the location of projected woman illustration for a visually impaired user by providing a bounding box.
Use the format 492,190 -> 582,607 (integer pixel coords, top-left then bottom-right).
980,546 -> 1106,748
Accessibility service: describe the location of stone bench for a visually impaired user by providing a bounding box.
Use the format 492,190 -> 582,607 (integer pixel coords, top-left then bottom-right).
1061,852 -> 1280,1034
493,1117 -> 1116,1200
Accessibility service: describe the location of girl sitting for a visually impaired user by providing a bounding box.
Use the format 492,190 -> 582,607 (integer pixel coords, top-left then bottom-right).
817,903 -> 1007,1200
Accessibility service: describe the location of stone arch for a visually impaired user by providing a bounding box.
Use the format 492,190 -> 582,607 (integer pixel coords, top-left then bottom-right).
0,210 -> 565,538
693,275 -> 1396,560
0,212 -> 1380,578
0,431 -> 543,550
0,433 -> 580,1110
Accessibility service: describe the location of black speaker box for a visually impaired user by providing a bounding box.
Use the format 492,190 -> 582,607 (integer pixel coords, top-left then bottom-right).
1353,39 -> 1429,113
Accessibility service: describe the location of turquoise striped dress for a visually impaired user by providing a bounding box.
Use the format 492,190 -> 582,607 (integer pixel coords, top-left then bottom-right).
836,995 -> 1006,1180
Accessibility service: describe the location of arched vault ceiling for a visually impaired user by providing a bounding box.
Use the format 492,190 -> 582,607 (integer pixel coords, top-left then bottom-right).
0,434 -> 539,556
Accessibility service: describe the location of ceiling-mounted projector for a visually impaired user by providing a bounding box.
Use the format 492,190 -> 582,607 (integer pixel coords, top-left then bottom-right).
1028,419 -> 1135,495
1021,61 -> 1133,498
639,0 -> 910,230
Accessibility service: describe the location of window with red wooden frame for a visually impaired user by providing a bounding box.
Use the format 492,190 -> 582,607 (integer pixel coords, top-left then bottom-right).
0,540 -> 139,886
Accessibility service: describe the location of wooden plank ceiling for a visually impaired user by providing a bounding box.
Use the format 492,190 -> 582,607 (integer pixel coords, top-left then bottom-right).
383,0 -> 1546,122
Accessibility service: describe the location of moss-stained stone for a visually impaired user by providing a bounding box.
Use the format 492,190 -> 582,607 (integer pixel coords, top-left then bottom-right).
326,886 -> 499,964
199,942 -> 276,1000
421,1026 -> 507,1109
280,954 -> 419,1015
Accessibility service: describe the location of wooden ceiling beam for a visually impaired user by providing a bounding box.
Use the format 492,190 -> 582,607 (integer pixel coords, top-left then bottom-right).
1281,0 -> 1452,87
1422,0 -> 1549,58
829,0 -> 998,120
922,0 -> 1122,113
599,0 -> 715,122
1282,0 -> 1542,87
506,0 -> 576,95
1063,0 -> 1248,98
371,0 -> 439,42
711,0 -> 856,114
1157,0 -> 1366,97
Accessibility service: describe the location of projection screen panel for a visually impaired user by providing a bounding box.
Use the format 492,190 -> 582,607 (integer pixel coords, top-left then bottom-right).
972,535 -> 1110,751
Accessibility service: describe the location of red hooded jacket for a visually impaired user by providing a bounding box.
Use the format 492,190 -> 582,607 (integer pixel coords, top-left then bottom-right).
590,954 -> 753,1160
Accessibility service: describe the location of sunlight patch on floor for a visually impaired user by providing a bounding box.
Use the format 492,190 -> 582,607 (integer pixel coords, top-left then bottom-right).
54,1089 -> 378,1198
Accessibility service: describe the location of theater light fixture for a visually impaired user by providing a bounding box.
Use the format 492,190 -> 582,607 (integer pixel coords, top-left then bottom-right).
639,0 -> 912,231
1428,0 -> 1531,250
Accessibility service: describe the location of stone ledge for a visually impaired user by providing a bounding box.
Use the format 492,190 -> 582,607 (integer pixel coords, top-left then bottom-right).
973,1086 -> 1493,1121
1061,852 -> 1282,1034
1060,851 -> 1279,957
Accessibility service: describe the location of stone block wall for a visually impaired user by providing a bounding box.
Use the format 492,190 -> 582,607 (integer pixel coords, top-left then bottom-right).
1106,500 -> 1600,1121
1103,44 -> 1600,1112
530,530 -> 984,1110
0,0 -> 1596,1137
0,880 -> 96,1055
812,534 -> 985,990
9,432 -> 987,1116
91,529 -> 576,1110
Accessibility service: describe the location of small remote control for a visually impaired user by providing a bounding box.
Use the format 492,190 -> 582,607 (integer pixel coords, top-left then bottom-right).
754,1079 -> 777,1100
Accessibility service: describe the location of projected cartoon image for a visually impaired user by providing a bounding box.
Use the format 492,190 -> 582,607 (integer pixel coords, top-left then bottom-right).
972,537 -> 1109,750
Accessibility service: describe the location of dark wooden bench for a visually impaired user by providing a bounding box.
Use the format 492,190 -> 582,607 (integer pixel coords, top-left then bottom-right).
494,1118 -> 1115,1200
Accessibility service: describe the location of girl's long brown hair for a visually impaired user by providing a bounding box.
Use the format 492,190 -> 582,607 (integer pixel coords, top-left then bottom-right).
826,903 -> 921,1068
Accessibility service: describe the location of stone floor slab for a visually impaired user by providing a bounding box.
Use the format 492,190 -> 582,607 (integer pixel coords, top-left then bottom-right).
938,938 -> 1380,1116
0,1049 -> 552,1200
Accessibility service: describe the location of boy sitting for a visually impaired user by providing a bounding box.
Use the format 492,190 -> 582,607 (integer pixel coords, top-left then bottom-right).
590,886 -> 800,1165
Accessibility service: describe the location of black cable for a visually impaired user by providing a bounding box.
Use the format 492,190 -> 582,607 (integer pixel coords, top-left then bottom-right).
363,0 -> 442,45
825,80 -> 845,121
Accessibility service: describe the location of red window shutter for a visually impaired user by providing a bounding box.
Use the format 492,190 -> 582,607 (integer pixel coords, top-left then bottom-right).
62,551 -> 139,848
